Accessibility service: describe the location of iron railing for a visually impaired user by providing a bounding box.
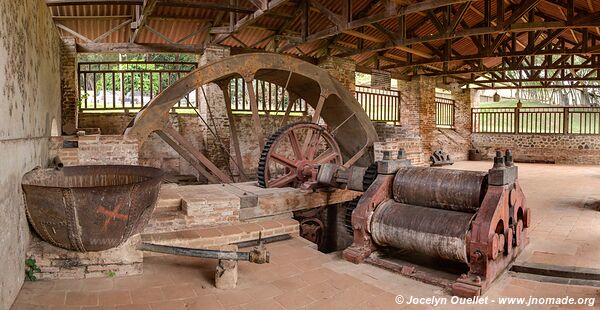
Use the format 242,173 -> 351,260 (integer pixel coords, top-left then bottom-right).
435,97 -> 455,128
78,63 -> 404,124
355,86 -> 401,124
229,78 -> 307,113
472,107 -> 600,134
78,61 -> 198,111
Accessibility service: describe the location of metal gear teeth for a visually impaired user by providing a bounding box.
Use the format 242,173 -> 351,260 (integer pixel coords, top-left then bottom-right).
256,121 -> 320,188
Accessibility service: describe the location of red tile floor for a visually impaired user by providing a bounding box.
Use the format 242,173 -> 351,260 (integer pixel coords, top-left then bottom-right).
448,162 -> 600,270
12,162 -> 600,309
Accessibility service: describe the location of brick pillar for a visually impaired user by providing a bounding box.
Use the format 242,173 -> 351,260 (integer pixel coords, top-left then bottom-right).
452,88 -> 477,140
318,56 -> 356,95
417,76 -> 437,157
199,46 -> 231,173
60,37 -> 78,135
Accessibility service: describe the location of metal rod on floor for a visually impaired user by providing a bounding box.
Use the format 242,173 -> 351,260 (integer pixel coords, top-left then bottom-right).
140,243 -> 270,264
141,243 -> 249,260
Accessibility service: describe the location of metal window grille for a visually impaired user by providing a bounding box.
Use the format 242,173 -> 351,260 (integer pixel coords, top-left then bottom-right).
355,86 -> 401,124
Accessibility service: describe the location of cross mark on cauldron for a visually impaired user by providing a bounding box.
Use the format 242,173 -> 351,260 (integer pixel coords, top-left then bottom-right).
96,203 -> 129,231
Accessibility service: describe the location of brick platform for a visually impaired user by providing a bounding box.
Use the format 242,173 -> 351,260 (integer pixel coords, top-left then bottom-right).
143,219 -> 299,248
145,183 -> 361,234
27,235 -> 143,280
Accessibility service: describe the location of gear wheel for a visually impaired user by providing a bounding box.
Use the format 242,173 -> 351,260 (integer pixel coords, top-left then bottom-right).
257,122 -> 343,188
362,162 -> 378,191
344,199 -> 358,235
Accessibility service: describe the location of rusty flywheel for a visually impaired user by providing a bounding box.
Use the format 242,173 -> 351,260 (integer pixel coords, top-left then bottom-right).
125,53 -> 377,184
258,122 -> 342,188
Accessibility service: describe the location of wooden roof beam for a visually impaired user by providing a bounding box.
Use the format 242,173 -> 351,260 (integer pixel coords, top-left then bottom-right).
130,0 -> 159,43
158,1 -> 255,14
47,0 -> 142,5
338,17 -> 600,58
211,0 -> 291,44
279,0 -> 473,52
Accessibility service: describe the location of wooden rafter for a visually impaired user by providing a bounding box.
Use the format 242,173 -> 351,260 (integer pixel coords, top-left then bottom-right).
47,0 -> 600,86
211,0 -> 291,44
47,0 -> 142,5
130,0 -> 159,43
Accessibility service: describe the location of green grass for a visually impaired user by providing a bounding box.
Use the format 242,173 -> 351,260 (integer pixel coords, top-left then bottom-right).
479,99 -> 555,108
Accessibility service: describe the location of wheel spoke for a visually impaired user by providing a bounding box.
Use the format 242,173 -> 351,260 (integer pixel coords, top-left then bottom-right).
246,78 -> 265,149
315,149 -> 339,164
156,127 -> 232,183
268,173 -> 297,188
270,153 -> 297,169
219,80 -> 247,181
287,130 -> 303,160
304,128 -> 322,160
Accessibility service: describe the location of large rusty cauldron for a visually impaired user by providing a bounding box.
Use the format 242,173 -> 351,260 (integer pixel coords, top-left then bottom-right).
22,165 -> 163,252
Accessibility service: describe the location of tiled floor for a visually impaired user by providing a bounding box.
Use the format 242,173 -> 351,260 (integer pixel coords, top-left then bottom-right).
12,236 -> 600,309
12,162 -> 600,309
448,161 -> 600,270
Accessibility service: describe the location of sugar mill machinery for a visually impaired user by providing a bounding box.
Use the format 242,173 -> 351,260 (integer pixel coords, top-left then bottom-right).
281,149 -> 528,297
122,52 -> 529,296
23,52 -> 378,280
30,52 -> 530,295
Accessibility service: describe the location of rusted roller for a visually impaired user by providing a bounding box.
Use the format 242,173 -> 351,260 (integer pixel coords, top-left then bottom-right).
22,165 -> 163,252
371,200 -> 474,263
393,167 -> 487,213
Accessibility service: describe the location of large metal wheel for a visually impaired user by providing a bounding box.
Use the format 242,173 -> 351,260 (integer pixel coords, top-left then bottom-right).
125,53 -> 377,185
258,122 -> 342,188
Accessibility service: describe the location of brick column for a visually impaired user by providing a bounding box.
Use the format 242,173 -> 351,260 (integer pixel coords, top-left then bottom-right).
60,37 -> 78,135
318,56 -> 356,95
198,45 -> 231,173
417,75 -> 437,157
452,88 -> 477,139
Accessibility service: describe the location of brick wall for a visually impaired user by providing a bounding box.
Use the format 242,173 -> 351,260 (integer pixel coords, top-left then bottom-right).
79,112 -> 307,177
371,78 -> 474,165
472,133 -> 600,164
60,37 -> 78,135
318,56 -> 356,95
373,123 -> 426,166
199,46 -> 231,172
54,135 -> 139,166
428,88 -> 475,161
371,77 -> 430,166
79,113 -> 133,134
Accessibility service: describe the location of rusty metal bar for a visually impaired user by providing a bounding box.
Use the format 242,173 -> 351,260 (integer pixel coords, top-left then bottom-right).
141,243 -> 270,264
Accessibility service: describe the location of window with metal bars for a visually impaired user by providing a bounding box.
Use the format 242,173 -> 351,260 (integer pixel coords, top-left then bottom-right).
78,61 -> 199,112
354,86 -> 401,125
435,97 -> 455,128
228,78 -> 307,114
